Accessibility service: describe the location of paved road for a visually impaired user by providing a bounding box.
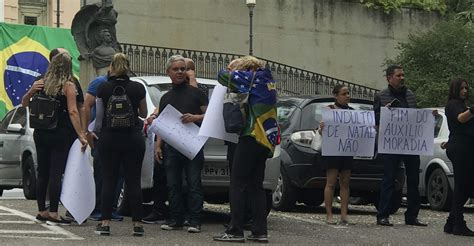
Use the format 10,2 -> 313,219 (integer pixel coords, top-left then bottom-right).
0,194 -> 473,245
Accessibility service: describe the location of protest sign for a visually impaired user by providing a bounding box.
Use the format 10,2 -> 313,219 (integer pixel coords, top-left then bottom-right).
378,107 -> 434,155
321,109 -> 376,157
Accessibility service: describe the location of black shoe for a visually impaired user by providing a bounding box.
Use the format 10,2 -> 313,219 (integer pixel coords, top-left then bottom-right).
213,232 -> 245,243
35,214 -> 49,223
444,218 -> 454,234
133,225 -> 145,237
160,221 -> 183,230
142,212 -> 166,224
405,219 -> 428,227
376,218 -> 393,226
95,223 -> 110,236
453,223 -> 474,237
247,234 -> 269,243
46,216 -> 72,226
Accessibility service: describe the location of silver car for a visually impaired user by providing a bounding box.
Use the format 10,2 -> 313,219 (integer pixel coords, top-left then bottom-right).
132,76 -> 280,213
0,106 -> 37,199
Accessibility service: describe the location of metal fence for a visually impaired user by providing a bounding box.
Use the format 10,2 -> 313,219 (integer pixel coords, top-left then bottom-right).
122,43 -> 378,100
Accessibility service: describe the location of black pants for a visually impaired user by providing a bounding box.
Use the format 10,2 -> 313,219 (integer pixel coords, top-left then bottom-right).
446,137 -> 474,226
34,128 -> 76,212
99,131 -> 145,222
227,136 -> 269,236
377,154 -> 420,221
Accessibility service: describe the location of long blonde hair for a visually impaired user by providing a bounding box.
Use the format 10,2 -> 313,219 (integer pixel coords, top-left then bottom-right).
234,56 -> 264,71
43,52 -> 73,96
110,53 -> 130,76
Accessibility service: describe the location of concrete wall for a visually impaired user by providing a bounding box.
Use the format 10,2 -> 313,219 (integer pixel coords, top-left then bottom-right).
113,0 -> 440,89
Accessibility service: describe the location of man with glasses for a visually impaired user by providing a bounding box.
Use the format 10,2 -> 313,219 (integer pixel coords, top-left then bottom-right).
154,55 -> 208,233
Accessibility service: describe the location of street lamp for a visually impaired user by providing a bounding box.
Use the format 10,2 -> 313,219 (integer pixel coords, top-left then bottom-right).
56,0 -> 60,28
246,0 -> 256,56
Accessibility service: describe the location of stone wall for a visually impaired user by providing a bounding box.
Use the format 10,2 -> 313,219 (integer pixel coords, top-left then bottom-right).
113,0 -> 440,89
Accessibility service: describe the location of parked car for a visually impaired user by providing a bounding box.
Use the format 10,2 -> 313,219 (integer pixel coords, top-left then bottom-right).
130,76 -> 281,214
273,96 -> 405,212
0,106 -> 37,199
418,108 -> 474,211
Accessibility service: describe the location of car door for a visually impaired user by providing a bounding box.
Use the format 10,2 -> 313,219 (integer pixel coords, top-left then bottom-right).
0,108 -> 22,185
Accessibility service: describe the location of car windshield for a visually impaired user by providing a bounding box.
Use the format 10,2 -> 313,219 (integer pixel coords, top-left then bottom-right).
300,102 -> 373,130
277,102 -> 298,131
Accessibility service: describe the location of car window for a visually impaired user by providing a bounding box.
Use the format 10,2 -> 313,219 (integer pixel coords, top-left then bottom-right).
0,109 -> 16,131
10,107 -> 27,128
300,102 -> 374,130
276,103 -> 297,132
434,114 -> 443,138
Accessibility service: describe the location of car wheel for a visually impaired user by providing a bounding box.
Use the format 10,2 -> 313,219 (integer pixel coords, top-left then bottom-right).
373,189 -> 402,215
272,172 -> 297,211
22,155 -> 36,200
427,168 -> 452,211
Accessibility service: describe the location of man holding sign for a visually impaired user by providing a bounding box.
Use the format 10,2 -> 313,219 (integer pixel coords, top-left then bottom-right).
374,65 -> 427,227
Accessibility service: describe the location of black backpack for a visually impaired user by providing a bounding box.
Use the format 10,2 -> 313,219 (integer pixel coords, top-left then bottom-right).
29,92 -> 61,130
106,85 -> 134,128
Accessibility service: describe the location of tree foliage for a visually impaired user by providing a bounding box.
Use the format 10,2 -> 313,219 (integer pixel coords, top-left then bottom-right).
360,0 -> 448,13
386,21 -> 474,107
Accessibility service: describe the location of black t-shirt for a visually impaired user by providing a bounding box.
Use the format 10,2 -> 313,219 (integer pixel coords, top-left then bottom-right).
159,83 -> 208,126
97,75 -> 146,131
445,99 -> 474,138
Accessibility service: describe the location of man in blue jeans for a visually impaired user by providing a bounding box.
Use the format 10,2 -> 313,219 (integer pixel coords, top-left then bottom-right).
374,65 -> 427,227
154,55 -> 208,233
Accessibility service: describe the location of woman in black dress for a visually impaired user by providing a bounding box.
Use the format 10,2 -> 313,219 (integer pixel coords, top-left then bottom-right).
444,78 -> 474,236
319,84 -> 353,225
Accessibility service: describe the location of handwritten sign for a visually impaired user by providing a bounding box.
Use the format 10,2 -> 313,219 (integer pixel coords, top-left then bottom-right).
148,104 -> 208,160
321,109 -> 376,157
378,107 -> 434,155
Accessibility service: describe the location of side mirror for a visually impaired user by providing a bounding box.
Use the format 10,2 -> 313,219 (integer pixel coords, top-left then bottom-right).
7,123 -> 24,133
290,130 -> 315,148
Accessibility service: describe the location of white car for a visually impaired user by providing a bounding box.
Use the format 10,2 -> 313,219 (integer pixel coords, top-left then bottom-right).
131,76 -> 281,213
0,106 -> 37,199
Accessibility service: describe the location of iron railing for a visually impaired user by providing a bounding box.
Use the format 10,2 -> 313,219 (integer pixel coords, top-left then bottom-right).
122,43 -> 378,100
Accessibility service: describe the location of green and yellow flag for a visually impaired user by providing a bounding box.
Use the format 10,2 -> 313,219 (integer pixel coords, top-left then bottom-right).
0,23 -> 80,118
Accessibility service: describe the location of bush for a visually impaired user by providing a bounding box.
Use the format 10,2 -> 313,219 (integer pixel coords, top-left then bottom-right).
387,21 -> 474,107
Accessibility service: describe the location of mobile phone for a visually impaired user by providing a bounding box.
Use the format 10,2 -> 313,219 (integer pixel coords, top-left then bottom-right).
390,98 -> 400,107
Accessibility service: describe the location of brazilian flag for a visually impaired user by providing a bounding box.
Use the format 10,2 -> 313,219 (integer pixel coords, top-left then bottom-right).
0,23 -> 80,118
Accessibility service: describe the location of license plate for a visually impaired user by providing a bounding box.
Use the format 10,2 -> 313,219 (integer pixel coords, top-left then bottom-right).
354,156 -> 373,160
203,166 -> 230,177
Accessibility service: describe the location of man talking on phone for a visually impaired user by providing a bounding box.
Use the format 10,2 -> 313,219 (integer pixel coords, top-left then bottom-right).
374,65 -> 427,227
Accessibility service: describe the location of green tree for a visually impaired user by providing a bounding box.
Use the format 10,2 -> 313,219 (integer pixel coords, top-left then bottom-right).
386,21 -> 474,107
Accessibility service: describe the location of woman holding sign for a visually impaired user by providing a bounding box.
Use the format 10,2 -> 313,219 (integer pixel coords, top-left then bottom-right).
318,84 -> 354,225
444,78 -> 474,236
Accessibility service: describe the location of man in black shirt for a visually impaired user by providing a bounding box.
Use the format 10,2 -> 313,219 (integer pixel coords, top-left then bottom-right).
157,55 -> 208,233
374,65 -> 427,227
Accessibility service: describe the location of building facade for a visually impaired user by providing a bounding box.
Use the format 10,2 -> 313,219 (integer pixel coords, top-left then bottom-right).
1,0 -> 80,28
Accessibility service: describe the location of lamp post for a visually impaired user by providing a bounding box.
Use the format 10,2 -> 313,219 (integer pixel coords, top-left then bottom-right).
56,0 -> 60,28
246,0 -> 256,56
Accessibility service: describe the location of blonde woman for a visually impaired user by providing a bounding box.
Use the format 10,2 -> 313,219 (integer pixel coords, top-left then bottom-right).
22,50 -> 87,225
93,53 -> 147,236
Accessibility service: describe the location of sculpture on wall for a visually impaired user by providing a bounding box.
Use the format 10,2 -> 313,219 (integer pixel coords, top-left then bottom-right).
71,0 -> 121,77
